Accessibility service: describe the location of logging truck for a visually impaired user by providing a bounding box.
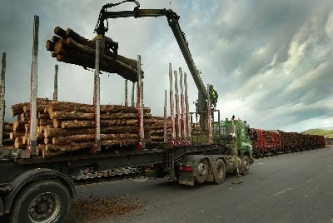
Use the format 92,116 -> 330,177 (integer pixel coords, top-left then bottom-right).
0,1 -> 254,222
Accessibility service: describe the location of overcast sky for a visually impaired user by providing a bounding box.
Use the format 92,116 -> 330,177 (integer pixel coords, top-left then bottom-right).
0,0 -> 332,132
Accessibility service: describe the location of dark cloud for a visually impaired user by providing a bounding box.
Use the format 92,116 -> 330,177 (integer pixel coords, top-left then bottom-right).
0,0 -> 332,132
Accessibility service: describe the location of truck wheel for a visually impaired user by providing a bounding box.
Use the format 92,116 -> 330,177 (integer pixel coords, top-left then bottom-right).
10,179 -> 70,223
240,155 -> 250,175
213,159 -> 226,185
195,159 -> 209,184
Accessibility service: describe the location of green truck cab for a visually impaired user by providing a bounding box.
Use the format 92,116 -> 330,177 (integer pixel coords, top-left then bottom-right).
213,118 -> 254,167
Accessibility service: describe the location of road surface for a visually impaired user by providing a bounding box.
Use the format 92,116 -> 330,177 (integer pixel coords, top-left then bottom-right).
66,146 -> 333,223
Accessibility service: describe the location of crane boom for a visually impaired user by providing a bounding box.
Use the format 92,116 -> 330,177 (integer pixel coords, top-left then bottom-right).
95,2 -> 208,114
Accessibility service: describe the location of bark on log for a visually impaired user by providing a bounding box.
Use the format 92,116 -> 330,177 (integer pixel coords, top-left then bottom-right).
10,132 -> 25,140
13,121 -> 28,132
49,31 -> 144,82
39,119 -> 53,126
12,98 -> 52,116
46,102 -> 150,114
63,37 -> 133,69
14,137 -> 25,149
46,40 -> 55,52
2,132 -> 10,140
23,104 -> 50,113
18,113 -> 30,122
54,26 -> 67,39
42,149 -> 66,158
56,52 -> 140,82
150,129 -> 165,134
52,36 -> 61,42
49,110 -> 151,120
102,138 -> 138,147
38,112 -> 50,119
3,123 -> 13,132
61,119 -> 139,129
66,28 -> 93,46
45,142 -> 93,152
44,126 -> 149,138
52,133 -> 138,145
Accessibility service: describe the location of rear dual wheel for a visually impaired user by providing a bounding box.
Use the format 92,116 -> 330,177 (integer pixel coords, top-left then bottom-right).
10,180 -> 71,223
195,159 -> 209,184
213,159 -> 226,185
240,155 -> 250,175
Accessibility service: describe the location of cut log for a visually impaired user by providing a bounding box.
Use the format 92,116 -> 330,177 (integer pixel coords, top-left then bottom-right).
10,132 -> 26,140
49,32 -> 144,82
14,137 -> 25,149
46,40 -> 55,52
52,36 -> 61,42
44,126 -> 149,138
52,119 -> 61,128
3,123 -> 13,132
45,142 -> 93,152
102,138 -> 138,147
46,101 -> 151,114
61,119 -> 139,129
54,26 -> 67,38
49,110 -> 151,120
50,111 -> 94,120
38,112 -> 50,119
13,121 -> 28,132
52,133 -> 138,145
42,149 -> 66,158
18,113 -> 30,122
39,119 -> 53,126
2,132 -> 10,140
55,52 -> 140,82
12,98 -> 53,116
66,28 -> 92,46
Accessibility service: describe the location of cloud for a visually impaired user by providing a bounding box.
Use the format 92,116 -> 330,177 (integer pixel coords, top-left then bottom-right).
0,0 -> 332,133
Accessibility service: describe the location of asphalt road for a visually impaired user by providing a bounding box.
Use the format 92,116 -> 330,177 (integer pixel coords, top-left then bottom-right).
70,146 -> 333,223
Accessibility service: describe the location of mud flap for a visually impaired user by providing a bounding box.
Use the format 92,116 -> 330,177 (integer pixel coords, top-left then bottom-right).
178,171 -> 195,186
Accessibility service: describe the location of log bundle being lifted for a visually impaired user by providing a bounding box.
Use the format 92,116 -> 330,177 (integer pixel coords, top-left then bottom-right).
46,26 -> 143,82
7,98 -> 160,158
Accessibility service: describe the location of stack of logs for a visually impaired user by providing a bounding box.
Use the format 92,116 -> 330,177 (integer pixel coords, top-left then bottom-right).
45,26 -> 143,82
149,117 -> 171,142
2,122 -> 14,147
7,98 -> 171,158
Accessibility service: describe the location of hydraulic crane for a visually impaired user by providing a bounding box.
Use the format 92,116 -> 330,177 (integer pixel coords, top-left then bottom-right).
94,0 -> 209,126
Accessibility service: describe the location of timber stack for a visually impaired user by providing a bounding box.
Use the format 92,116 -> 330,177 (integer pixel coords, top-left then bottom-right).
45,26 -> 143,82
149,116 -> 171,142
2,122 -> 14,147
8,99 -> 158,158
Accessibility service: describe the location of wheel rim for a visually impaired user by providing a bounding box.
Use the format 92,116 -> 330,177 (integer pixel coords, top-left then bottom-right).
216,162 -> 224,179
196,159 -> 208,183
197,162 -> 208,177
243,157 -> 249,172
28,192 -> 61,223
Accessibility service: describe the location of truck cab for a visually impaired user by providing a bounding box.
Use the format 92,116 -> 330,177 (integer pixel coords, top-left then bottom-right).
213,118 -> 254,164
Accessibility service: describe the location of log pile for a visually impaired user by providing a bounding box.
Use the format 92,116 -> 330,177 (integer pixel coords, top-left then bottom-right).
2,122 -> 14,147
7,99 -> 157,158
46,26 -> 143,82
149,116 -> 171,142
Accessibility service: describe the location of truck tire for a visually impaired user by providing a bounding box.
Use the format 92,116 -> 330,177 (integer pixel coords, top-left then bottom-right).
195,159 -> 209,184
10,179 -> 71,223
213,159 -> 226,185
240,155 -> 250,175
